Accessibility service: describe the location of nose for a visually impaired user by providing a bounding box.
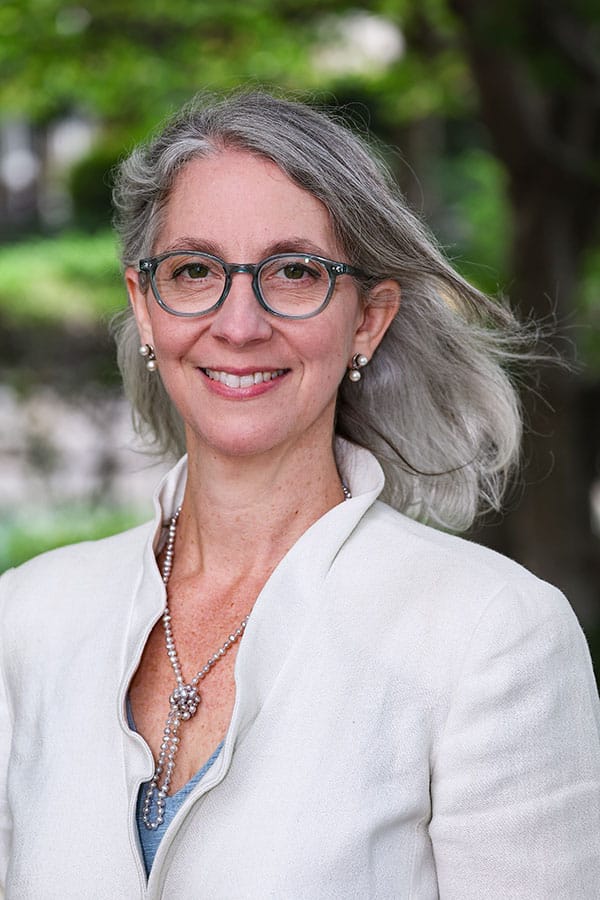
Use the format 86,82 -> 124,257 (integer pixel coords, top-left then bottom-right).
210,271 -> 272,347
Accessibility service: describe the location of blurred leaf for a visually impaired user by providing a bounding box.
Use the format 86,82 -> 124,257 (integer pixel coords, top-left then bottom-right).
440,148 -> 511,293
0,230 -> 123,325
578,246 -> 600,375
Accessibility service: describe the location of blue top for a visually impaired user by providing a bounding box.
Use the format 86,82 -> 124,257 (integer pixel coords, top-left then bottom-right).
127,698 -> 222,875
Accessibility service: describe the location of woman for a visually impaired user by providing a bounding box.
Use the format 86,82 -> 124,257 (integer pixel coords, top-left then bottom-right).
0,91 -> 598,898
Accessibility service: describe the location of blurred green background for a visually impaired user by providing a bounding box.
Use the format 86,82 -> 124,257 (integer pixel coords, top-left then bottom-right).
0,0 -> 599,666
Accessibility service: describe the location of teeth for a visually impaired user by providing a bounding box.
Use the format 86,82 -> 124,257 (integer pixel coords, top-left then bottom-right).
204,368 -> 285,388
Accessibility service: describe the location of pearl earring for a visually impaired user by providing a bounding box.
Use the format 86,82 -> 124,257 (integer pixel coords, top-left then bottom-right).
348,353 -> 368,382
139,343 -> 157,372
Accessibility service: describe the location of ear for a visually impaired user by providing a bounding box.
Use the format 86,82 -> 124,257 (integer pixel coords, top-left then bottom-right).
125,266 -> 154,347
351,279 -> 401,360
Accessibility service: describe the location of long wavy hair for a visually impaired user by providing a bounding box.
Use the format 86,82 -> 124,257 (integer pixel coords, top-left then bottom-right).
112,90 -> 532,531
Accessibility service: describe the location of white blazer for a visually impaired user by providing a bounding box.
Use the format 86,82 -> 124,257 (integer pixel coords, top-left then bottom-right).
1,441 -> 599,898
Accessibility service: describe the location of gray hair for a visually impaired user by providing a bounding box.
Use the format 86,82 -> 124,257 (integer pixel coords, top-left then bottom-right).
112,89 -> 531,531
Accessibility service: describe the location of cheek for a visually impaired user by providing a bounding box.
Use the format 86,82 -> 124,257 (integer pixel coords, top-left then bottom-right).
322,302 -> 362,361
149,314 -> 204,357
301,323 -> 354,387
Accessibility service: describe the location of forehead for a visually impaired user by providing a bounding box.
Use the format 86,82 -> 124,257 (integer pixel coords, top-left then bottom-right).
158,150 -> 338,255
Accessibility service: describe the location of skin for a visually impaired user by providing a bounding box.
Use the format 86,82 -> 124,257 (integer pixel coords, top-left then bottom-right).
125,150 -> 400,790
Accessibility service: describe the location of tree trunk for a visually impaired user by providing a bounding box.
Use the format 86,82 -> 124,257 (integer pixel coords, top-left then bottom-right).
495,174 -> 600,624
447,0 -> 600,623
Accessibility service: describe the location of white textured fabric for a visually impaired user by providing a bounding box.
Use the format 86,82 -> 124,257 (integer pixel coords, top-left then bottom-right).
0,441 -> 599,899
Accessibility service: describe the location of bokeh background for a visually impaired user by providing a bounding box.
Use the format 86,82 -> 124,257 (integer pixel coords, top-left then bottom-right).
0,1 -> 599,667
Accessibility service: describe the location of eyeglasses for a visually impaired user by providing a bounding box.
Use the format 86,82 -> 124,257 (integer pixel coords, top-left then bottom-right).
138,251 -> 364,320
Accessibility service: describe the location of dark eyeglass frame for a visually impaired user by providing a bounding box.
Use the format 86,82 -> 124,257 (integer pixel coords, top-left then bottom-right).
138,250 -> 365,320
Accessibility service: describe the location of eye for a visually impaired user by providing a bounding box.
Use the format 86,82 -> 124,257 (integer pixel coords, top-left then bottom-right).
282,263 -> 309,280
274,259 -> 323,282
173,263 -> 209,280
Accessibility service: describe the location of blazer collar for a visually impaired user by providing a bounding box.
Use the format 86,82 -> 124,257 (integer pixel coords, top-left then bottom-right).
127,439 -> 384,765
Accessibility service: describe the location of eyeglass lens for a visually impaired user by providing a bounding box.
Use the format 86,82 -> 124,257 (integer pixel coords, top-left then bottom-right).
152,253 -> 332,317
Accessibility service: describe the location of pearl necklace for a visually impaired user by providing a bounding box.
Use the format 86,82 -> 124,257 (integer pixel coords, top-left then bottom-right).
142,506 -> 248,830
142,481 -> 352,830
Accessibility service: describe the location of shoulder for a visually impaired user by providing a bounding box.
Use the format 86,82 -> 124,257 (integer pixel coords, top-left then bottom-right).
0,520 -> 154,621
333,499 -> 576,651
1,520 -> 152,582
335,441 -> 568,627
351,499 -> 560,593
328,500 -> 598,727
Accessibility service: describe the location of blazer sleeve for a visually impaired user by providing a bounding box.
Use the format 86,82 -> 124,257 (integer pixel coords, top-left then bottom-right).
0,569 -> 14,891
429,582 -> 600,898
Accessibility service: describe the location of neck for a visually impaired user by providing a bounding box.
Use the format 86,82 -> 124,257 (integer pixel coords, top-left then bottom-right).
173,438 -> 345,580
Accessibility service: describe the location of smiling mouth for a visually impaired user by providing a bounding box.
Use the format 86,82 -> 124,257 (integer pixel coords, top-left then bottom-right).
203,368 -> 287,388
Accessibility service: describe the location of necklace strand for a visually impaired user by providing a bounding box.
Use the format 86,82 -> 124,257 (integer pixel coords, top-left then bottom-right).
142,481 -> 352,830
142,506 -> 248,830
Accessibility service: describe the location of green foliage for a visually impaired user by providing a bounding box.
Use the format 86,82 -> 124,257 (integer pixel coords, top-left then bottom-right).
0,0 -> 478,137
69,143 -> 122,231
0,0 -> 327,127
578,246 -> 600,376
0,230 -> 124,326
0,505 -> 147,574
440,148 -> 511,294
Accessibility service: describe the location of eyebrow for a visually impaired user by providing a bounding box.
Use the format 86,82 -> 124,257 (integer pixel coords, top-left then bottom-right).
158,236 -> 337,260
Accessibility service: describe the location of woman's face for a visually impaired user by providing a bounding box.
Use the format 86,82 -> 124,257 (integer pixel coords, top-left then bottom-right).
127,150 -> 398,462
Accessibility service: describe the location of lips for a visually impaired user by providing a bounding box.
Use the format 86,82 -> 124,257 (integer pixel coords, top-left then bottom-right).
203,368 -> 287,388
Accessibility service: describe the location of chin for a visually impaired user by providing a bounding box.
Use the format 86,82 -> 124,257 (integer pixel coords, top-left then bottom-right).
186,423 -> 294,460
